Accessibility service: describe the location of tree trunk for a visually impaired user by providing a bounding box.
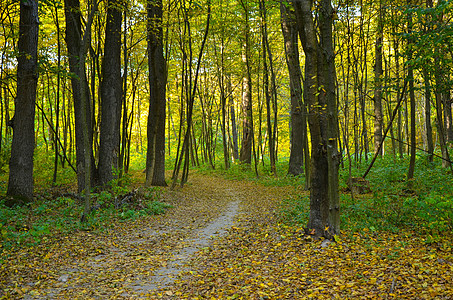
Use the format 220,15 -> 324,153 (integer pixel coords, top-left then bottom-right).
228,76 -> 239,161
64,0 -> 96,193
444,90 -> 453,142
239,0 -> 253,165
293,0 -> 340,238
434,70 -> 451,169
373,2 -> 384,156
407,3 -> 416,182
215,32 -> 230,169
280,1 -> 306,177
423,70 -> 434,162
146,0 -> 167,186
6,0 -> 39,206
98,0 -> 122,186
260,0 -> 276,175
52,4 -> 62,184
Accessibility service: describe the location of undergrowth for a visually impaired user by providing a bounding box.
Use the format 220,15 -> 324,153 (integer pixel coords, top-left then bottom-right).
280,153 -> 453,242
0,161 -> 171,261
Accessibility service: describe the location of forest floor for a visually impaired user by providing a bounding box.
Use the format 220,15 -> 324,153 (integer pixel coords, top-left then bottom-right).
1,172 -> 453,299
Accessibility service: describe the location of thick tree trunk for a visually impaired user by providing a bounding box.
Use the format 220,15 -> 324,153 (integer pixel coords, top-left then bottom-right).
99,0 -> 122,186
280,1 -> 306,177
293,0 -> 339,238
318,0 -> 340,236
64,0 -> 96,193
6,0 -> 39,205
146,0 -> 167,187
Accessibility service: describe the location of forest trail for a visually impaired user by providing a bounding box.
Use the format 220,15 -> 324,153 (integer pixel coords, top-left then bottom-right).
5,172 -> 297,299
3,172 -> 453,299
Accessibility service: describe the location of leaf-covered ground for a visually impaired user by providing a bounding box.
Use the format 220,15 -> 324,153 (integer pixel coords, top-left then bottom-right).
1,173 -> 452,299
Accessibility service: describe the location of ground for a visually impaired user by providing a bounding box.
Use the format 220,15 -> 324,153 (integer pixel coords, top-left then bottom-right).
1,172 -> 452,299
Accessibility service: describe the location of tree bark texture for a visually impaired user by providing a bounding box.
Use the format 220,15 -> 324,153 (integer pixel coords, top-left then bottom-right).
373,2 -> 384,156
280,1 -> 306,177
228,77 -> 239,161
239,1 -> 253,165
146,0 -> 167,186
407,5 -> 417,181
64,0 -> 96,193
7,0 -> 39,205
293,0 -> 340,238
99,0 -> 123,186
423,70 -> 434,162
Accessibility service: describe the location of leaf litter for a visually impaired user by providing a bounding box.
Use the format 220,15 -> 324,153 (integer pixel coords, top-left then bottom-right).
1,172 -> 452,299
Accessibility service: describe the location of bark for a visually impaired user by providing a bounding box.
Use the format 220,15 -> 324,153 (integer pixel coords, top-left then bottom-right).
146,0 -> 167,186
434,72 -> 451,169
293,0 -> 340,238
260,0 -> 276,175
433,1 -> 451,169
423,70 -> 434,162
444,91 -> 453,142
280,1 -> 306,177
99,0 -> 123,186
52,4 -> 62,184
373,2 -> 384,156
407,5 -> 416,182
215,33 -> 230,169
6,0 -> 39,205
393,35 -> 404,159
228,77 -> 239,161
64,0 -> 96,193
239,0 -> 253,165
119,5 -> 129,175
318,0 -> 340,236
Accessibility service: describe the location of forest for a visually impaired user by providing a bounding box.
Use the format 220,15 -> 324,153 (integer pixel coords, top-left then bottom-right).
1,0 -> 453,298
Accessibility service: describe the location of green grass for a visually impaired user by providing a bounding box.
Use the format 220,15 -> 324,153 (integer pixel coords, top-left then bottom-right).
280,152 -> 453,240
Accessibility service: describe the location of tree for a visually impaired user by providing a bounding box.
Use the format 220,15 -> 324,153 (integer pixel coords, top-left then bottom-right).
407,0 -> 417,182
6,0 -> 39,206
280,1 -> 308,179
293,0 -> 340,238
63,0 -> 97,193
99,0 -> 123,186
146,0 -> 167,186
239,0 -> 253,165
373,1 -> 384,156
64,0 -> 99,220
259,0 -> 278,176
171,0 -> 212,188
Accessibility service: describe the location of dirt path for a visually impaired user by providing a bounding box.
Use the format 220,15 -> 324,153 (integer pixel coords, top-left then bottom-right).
4,173 -> 453,299
9,173 -> 295,299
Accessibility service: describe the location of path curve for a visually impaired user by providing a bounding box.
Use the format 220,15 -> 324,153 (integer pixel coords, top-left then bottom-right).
19,173 -> 263,299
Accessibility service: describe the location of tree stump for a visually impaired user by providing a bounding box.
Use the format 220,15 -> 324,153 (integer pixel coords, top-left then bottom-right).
347,177 -> 371,194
